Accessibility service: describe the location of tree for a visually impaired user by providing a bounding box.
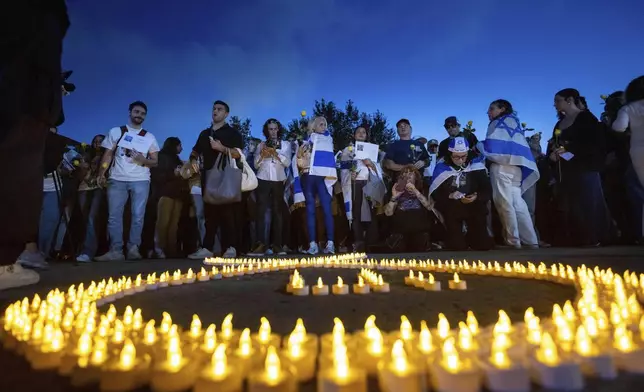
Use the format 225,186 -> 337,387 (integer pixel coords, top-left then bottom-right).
228,115 -> 252,147
285,99 -> 396,151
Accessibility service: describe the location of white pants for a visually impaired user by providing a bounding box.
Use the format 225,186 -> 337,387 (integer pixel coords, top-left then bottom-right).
490,163 -> 538,246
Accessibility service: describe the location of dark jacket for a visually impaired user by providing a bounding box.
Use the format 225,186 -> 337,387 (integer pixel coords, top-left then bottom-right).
152,152 -> 188,200
434,167 -> 491,212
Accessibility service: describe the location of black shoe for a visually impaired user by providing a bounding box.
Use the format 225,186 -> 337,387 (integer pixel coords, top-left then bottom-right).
248,243 -> 267,257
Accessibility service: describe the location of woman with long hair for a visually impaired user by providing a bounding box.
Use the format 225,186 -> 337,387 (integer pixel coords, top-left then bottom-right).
551,88 -> 610,246
481,99 -> 539,249
152,137 -> 188,258
612,76 -> 644,242
248,119 -> 291,256
297,116 -> 336,254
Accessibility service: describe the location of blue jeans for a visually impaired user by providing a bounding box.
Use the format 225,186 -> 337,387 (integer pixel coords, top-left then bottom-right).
302,174 -> 334,243
78,189 -> 103,256
106,179 -> 150,251
192,194 -> 206,246
38,191 -> 67,256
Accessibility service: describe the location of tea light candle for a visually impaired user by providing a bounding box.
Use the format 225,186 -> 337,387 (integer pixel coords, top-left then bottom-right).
423,273 -> 441,291
531,332 -> 584,390
312,278 -> 329,296
291,282 -> 310,296
332,277 -> 349,295
352,276 -> 370,294
377,340 -> 426,392
194,344 -> 243,392
59,331 -> 93,375
428,337 -> 480,392
253,317 -> 281,348
281,334 -> 316,382
99,339 -> 149,392
404,270 -> 415,286
448,273 -> 466,290
134,274 -> 146,293
169,270 -> 183,286
317,342 -> 367,392
158,272 -> 169,288
150,336 -> 198,392
222,267 -> 234,278
123,277 -> 135,296
573,325 -> 617,379
219,314 -> 240,345
31,327 -> 65,370
197,268 -> 210,282
611,325 -> 644,374
480,344 -> 530,392
233,328 -> 258,377
247,346 -> 297,392
372,275 -> 390,293
71,338 -> 108,387
412,272 -> 426,288
210,267 -> 222,280
281,319 -> 319,353
146,273 -> 159,290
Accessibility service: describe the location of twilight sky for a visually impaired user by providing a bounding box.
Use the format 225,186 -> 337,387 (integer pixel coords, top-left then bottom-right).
61,0 -> 643,155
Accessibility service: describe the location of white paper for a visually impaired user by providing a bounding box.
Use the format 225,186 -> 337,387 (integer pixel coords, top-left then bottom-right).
354,141 -> 379,162
560,152 -> 575,161
118,132 -> 154,154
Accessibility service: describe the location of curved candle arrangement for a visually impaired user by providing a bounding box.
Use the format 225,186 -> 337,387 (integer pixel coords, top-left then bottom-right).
2,253 -> 644,392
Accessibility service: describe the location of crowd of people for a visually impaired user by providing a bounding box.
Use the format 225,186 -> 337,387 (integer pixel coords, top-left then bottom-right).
11,76 -> 644,275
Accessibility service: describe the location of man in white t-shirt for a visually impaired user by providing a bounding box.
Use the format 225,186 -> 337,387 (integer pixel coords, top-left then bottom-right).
95,101 -> 160,261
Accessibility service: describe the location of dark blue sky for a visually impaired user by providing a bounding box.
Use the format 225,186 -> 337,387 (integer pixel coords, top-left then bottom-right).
61,0 -> 643,154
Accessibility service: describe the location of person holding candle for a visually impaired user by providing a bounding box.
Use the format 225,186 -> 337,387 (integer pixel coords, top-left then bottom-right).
429,137 -> 493,251
297,116 -> 337,255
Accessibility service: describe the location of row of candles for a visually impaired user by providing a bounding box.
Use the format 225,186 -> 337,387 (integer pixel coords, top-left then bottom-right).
1,253 -> 643,391
287,269 -> 389,295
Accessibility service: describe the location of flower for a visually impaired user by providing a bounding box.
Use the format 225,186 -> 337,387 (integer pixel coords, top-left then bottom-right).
600,94 -> 608,101
348,146 -> 353,152
521,122 -> 527,128
410,145 -> 416,150
73,160 -> 80,167
300,110 -> 307,117
81,142 -> 87,148
554,129 -> 562,137
467,120 -> 473,127
102,162 -> 109,168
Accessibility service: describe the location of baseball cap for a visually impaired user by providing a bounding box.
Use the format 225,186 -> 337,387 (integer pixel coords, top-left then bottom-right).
428,139 -> 439,145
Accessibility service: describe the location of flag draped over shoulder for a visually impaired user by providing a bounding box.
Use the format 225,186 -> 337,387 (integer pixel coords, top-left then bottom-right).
339,145 -> 385,224
478,114 -> 539,193
429,155 -> 487,196
308,131 -> 337,196
289,143 -> 306,210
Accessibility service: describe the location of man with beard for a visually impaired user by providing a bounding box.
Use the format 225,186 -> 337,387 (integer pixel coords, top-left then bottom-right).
438,116 -> 479,160
94,101 -> 159,261
0,0 -> 69,290
188,100 -> 244,259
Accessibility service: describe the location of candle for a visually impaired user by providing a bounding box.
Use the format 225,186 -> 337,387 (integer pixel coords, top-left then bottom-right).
574,325 -> 617,379
134,274 -> 146,293
150,335 -> 198,392
170,270 -> 183,286
612,324 -> 644,373
480,337 -> 530,392
356,326 -> 385,375
332,277 -> 349,295
184,314 -> 203,343
312,278 -> 329,295
531,332 -> 584,390
146,273 -> 159,290
436,313 -> 451,341
59,331 -> 93,376
448,273 -> 466,290
291,276 -> 310,296
352,276 -> 370,294
317,341 -> 367,392
281,319 -> 319,353
197,267 -> 210,282
416,321 -> 435,357
247,346 -> 297,392
404,270 -> 415,285
412,272 -> 426,288
99,339 -> 149,392
286,270 -> 301,293
466,311 -> 478,336
31,327 -> 65,370
233,328 -> 258,377
423,273 -> 441,291
428,337 -> 480,392
194,344 -> 243,392
372,275 -> 390,293
158,272 -> 169,288
219,314 -> 239,345
377,339 -> 426,392
281,333 -> 316,382
210,267 -> 222,280
71,338 -> 108,387
253,317 -> 281,348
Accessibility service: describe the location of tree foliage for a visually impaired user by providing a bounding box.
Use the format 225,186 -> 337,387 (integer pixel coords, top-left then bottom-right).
285,99 -> 396,151
228,115 -> 252,147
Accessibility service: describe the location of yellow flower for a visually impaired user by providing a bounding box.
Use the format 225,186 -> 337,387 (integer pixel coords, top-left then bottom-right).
102,162 -> 109,168
348,146 -> 353,152
300,110 -> 307,117
467,120 -> 473,127
73,160 -> 80,167
554,129 -> 562,137
410,145 -> 415,150
521,122 -> 527,128
600,94 -> 608,100
81,142 -> 87,147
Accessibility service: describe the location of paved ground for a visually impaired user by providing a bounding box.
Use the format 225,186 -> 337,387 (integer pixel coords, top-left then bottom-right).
1,246 -> 643,391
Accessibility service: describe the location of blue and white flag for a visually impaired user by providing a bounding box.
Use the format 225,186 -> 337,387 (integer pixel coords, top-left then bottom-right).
429,155 -> 487,196
339,145 -> 385,224
479,114 -> 539,193
290,143 -> 306,208
308,131 -> 338,196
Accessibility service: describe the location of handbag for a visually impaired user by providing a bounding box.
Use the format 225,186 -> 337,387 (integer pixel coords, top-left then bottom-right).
237,148 -> 258,192
363,170 -> 386,205
203,151 -> 242,205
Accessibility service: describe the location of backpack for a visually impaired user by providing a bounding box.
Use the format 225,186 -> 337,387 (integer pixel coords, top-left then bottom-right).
106,125 -> 148,178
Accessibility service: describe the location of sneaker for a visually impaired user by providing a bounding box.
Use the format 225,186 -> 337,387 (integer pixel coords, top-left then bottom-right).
76,254 -> 92,263
282,245 -> 293,254
338,246 -> 348,253
17,250 -> 49,270
539,241 -> 551,248
155,249 -> 166,259
306,242 -> 319,255
265,248 -> 274,256
248,243 -> 267,257
223,247 -> 237,258
275,246 -> 287,256
0,263 -> 40,291
95,250 -> 125,262
127,246 -> 143,260
524,244 -> 539,250
324,241 -> 335,255
188,248 -> 213,260
298,245 -> 307,254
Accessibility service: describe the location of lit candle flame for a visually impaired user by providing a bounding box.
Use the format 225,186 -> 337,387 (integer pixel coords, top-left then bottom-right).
119,339 -> 136,370
210,344 -> 227,378
264,346 -> 281,383
391,339 -> 408,373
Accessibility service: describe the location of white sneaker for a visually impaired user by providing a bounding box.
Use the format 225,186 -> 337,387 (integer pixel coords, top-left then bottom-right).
188,248 -> 213,260
76,254 -> 92,263
306,242 -> 319,255
323,241 -> 335,255
127,246 -> 143,260
95,250 -> 125,262
0,263 -> 40,291
223,247 -> 237,258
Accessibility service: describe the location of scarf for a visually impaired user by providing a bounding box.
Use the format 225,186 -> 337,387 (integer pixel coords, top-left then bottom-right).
479,114 -> 539,193
429,155 -> 487,196
338,145 -> 385,225
307,131 -> 338,196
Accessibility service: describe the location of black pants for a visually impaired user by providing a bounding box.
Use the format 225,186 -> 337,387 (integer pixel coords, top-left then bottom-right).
352,180 -> 369,245
440,200 -> 492,251
255,179 -> 285,247
203,201 -> 241,253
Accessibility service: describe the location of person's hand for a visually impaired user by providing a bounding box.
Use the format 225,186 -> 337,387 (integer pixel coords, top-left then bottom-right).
97,174 -> 107,188
449,191 -> 465,200
413,160 -> 425,170
461,193 -> 477,204
549,147 -> 564,162
351,171 -> 357,180
405,182 -> 418,194
174,166 -> 182,176
362,159 -> 376,171
131,151 -> 146,164
190,161 -> 200,173
391,185 -> 403,199
210,138 -> 225,152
